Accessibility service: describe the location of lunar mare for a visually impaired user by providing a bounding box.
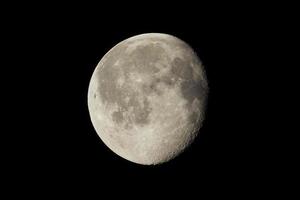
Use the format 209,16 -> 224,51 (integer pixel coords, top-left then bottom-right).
88,33 -> 208,165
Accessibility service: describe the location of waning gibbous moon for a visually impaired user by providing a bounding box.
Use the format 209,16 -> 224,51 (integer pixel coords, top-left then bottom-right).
87,33 -> 208,165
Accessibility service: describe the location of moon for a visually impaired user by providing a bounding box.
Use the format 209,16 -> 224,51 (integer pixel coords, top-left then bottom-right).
88,33 -> 208,165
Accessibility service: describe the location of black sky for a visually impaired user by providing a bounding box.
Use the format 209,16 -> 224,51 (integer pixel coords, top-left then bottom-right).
3,3 -> 289,197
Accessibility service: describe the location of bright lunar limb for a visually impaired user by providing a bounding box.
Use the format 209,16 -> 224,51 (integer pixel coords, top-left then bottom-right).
88,33 -> 208,165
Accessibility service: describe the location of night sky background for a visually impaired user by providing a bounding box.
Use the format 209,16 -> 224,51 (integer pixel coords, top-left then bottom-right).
4,2 -> 291,197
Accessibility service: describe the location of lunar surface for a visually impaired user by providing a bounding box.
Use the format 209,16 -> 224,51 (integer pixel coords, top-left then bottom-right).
88,33 -> 208,165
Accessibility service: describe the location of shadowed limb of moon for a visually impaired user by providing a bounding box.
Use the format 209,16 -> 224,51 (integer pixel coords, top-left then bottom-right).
88,33 -> 208,165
